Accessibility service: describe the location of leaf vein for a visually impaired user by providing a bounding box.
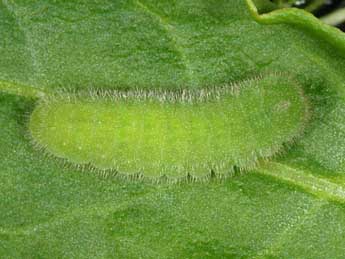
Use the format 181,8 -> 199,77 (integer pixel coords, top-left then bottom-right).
2,0 -> 41,81
135,0 -> 195,86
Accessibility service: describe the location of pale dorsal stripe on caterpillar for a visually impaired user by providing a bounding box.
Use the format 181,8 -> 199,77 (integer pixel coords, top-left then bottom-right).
27,73 -> 309,180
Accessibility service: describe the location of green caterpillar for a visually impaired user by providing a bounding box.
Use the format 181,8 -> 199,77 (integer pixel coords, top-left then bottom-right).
4,73 -> 306,181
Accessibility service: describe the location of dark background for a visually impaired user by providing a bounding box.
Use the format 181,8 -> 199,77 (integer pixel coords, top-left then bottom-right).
314,0 -> 345,30
272,0 -> 345,30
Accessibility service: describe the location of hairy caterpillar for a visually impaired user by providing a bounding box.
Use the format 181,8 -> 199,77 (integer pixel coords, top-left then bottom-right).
15,73 -> 309,181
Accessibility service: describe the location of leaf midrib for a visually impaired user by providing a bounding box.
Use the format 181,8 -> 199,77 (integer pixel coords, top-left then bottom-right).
258,161 -> 345,203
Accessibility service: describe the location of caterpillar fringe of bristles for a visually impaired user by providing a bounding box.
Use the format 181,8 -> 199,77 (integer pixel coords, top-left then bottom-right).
40,72 -> 301,104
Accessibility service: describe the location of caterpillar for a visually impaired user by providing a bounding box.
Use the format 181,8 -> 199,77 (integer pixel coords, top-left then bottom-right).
1,73 -> 305,181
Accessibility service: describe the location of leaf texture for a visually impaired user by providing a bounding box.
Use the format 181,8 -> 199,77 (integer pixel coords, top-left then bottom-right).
1,0 -> 345,258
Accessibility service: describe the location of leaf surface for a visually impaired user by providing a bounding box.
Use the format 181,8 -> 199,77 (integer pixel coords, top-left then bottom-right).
1,0 -> 345,257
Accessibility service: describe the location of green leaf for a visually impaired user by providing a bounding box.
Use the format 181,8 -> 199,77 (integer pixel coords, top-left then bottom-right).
1,0 -> 345,257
